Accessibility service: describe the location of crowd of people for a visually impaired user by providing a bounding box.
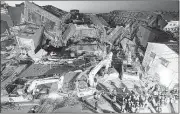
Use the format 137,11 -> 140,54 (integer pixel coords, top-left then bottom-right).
104,83 -> 179,113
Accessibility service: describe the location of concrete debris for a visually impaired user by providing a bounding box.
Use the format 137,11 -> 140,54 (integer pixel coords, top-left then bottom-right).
66,38 -> 108,58
1,1 -> 178,113
106,26 -> 124,44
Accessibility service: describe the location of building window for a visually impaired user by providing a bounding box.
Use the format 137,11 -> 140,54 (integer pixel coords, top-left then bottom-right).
41,16 -> 44,22
160,57 -> 169,67
150,52 -> 156,59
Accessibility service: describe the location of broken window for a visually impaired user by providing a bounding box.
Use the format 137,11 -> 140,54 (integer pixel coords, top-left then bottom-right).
160,57 -> 169,67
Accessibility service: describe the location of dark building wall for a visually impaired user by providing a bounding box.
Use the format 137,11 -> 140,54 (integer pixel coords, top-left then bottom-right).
138,26 -> 170,48
7,6 -> 23,26
1,14 -> 13,27
24,1 -> 69,47
24,1 -> 62,35
24,1 -> 62,25
15,2 -> 24,14
1,20 -> 9,34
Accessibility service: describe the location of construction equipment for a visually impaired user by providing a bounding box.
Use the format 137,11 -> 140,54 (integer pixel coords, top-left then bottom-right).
75,52 -> 119,98
26,76 -> 64,94
88,52 -> 113,87
75,67 -> 97,98
2,74 -> 64,103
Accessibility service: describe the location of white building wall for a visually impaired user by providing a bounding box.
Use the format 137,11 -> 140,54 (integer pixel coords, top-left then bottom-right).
16,36 -> 35,51
163,21 -> 179,32
142,42 -> 178,89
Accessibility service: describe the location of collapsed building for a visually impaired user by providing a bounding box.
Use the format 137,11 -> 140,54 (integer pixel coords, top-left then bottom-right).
99,10 -> 169,28
23,1 -> 110,49
89,14 -> 109,40
1,1 -> 179,113
137,25 -> 171,48
15,24 -> 47,62
63,24 -> 101,43
24,1 -> 68,47
106,26 -> 124,44
66,38 -> 108,58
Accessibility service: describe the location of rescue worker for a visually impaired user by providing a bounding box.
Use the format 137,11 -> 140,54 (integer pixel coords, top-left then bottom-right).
139,95 -> 144,107
131,104 -> 136,113
112,89 -> 117,103
125,100 -> 131,112
94,92 -> 99,110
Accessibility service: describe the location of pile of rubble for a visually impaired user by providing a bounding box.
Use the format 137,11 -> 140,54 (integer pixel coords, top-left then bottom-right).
1,1 -> 179,113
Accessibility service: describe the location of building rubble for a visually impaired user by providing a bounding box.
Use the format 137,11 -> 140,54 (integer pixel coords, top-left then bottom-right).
1,1 -> 179,113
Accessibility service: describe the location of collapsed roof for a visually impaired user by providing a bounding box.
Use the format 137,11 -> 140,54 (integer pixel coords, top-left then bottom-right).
90,14 -> 109,27
42,5 -> 68,18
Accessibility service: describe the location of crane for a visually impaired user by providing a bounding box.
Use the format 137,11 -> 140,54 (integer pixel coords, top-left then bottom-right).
75,52 -> 115,98
26,76 -> 64,95
88,52 -> 113,87
2,75 -> 64,103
